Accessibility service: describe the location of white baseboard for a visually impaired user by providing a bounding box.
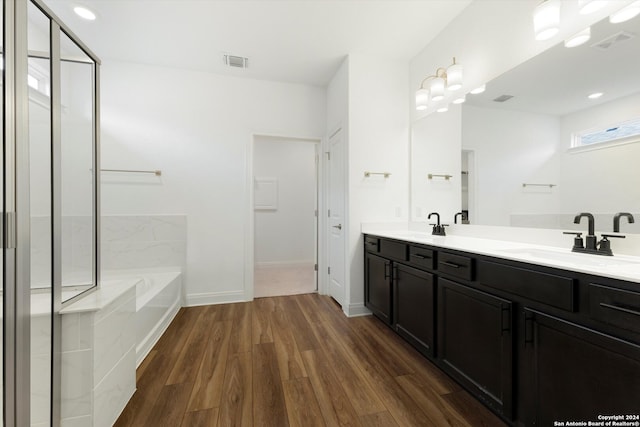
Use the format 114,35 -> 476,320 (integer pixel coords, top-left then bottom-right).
185,290 -> 247,306
255,260 -> 315,268
345,302 -> 371,317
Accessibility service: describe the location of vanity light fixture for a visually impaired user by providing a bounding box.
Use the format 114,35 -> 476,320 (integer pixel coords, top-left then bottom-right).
565,27 -> 591,47
578,0 -> 608,15
415,89 -> 429,111
534,0 -> 561,41
415,57 -> 463,110
588,92 -> 603,99
470,84 -> 486,94
609,1 -> 640,23
73,5 -> 97,20
452,95 -> 466,104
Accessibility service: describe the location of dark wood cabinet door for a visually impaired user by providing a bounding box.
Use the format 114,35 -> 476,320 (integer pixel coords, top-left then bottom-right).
365,252 -> 392,324
438,278 -> 513,419
394,264 -> 435,358
521,308 -> 640,426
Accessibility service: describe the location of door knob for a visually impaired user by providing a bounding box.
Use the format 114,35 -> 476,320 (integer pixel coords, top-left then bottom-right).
332,224 -> 342,230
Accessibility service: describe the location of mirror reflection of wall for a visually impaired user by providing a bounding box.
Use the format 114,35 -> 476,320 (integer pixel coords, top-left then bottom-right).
411,104 -> 461,225
412,13 -> 640,234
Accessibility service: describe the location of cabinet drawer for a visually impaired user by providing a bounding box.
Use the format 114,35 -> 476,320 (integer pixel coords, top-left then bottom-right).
438,252 -> 473,281
477,261 -> 576,312
408,246 -> 435,271
589,284 -> 640,335
380,239 -> 408,262
364,235 -> 379,253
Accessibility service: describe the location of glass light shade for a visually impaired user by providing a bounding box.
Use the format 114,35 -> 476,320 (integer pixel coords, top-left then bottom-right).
429,77 -> 445,101
446,63 -> 463,91
534,0 -> 560,41
610,1 -> 640,23
470,84 -> 486,95
578,0 -> 608,15
452,95 -> 466,104
415,89 -> 429,111
564,27 -> 591,48
74,6 -> 97,20
436,105 -> 449,113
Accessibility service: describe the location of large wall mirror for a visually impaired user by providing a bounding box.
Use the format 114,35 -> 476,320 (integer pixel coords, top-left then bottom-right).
411,13 -> 640,234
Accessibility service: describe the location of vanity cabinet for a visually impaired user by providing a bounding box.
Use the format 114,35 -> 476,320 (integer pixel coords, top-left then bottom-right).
363,233 -> 640,426
438,278 -> 513,418
364,252 -> 393,324
394,264 -> 435,357
519,308 -> 640,426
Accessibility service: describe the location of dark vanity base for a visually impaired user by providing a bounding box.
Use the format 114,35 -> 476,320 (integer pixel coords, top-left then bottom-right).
364,234 -> 640,427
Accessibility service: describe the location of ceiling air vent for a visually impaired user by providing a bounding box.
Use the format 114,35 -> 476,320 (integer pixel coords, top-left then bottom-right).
223,54 -> 249,69
591,31 -> 635,50
493,94 -> 514,103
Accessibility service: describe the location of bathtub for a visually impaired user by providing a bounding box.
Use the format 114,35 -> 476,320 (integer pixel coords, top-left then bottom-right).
132,271 -> 182,367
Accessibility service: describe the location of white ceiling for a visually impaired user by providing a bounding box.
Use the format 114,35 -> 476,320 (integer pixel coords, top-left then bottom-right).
43,0 -> 472,87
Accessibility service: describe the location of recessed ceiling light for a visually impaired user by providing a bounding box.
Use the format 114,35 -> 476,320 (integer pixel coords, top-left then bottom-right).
74,6 -> 96,21
588,92 -> 603,99
470,84 -> 486,95
436,105 -> 449,113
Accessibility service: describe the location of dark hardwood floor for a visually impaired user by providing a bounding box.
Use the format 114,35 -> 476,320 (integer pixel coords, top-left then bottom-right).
114,293 -> 506,427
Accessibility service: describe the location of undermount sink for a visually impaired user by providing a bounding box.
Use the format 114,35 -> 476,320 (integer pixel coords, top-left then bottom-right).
498,247 -> 640,267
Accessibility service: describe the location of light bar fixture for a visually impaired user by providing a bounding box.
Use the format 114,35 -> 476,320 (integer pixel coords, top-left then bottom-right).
415,57 -> 463,111
578,0 -> 608,15
533,0 -> 561,41
610,1 -> 640,23
565,26 -> 591,47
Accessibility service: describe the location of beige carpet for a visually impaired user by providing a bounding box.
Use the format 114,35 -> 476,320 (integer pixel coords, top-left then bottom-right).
254,263 -> 317,298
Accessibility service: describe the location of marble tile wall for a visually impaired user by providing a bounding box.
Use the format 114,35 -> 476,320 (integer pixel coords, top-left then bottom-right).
100,215 -> 187,272
30,214 -> 187,288
60,286 -> 136,427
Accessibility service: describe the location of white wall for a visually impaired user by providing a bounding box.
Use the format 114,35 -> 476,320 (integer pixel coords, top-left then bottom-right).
346,54 -> 410,314
99,60 -> 325,305
253,137 -> 317,265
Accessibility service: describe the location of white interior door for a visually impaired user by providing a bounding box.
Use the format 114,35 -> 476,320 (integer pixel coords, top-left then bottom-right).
328,130 -> 346,306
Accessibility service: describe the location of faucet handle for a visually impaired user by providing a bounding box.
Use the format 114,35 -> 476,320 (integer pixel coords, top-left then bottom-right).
563,231 -> 584,251
600,233 -> 625,239
598,234 -> 624,256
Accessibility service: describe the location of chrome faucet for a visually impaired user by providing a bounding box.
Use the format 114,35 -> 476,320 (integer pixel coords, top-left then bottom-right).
428,212 -> 448,236
613,212 -> 635,232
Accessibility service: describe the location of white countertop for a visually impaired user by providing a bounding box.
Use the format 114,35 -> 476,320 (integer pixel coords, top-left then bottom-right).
364,229 -> 640,284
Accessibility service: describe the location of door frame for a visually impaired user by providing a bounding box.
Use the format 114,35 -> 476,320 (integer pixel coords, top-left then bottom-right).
244,133 -> 325,301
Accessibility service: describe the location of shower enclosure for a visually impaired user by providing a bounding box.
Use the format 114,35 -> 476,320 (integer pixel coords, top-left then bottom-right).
3,0 -> 100,425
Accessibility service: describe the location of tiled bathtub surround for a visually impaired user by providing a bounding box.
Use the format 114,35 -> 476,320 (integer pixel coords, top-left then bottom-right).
100,215 -> 186,272
30,215 -> 187,288
60,280 -> 137,427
